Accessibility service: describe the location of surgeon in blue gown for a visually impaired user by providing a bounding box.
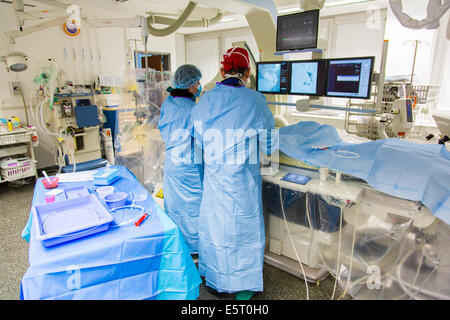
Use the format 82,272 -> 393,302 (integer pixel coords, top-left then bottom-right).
158,64 -> 204,254
190,47 -> 276,300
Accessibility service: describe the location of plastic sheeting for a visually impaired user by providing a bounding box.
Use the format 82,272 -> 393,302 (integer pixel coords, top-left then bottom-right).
20,165 -> 202,300
114,70 -> 171,194
263,176 -> 450,300
278,121 -> 450,225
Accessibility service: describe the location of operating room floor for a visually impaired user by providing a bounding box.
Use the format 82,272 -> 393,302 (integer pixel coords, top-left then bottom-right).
0,180 -> 348,300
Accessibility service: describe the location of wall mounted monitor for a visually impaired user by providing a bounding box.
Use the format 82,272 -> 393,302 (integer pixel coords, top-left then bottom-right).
256,61 -> 290,94
276,10 -> 320,52
325,57 -> 374,99
289,59 -> 327,96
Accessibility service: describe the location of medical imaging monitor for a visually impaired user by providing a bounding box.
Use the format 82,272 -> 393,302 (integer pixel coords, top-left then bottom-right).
256,61 -> 290,94
289,59 -> 327,96
325,57 -> 374,99
276,10 -> 320,52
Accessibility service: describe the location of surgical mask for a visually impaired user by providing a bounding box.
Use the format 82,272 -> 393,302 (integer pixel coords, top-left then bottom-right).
194,84 -> 202,98
224,74 -> 247,87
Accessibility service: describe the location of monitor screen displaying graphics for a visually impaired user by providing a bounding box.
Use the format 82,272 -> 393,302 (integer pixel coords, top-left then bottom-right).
276,10 -> 320,52
289,59 -> 327,96
326,57 -> 374,99
256,61 -> 290,94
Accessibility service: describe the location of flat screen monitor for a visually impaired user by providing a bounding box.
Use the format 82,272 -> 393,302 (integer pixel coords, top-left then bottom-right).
276,10 -> 320,52
256,61 -> 290,94
289,59 -> 327,96
326,57 -> 374,99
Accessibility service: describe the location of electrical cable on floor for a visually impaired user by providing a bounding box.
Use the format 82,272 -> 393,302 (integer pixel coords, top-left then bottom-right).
279,186 -> 310,300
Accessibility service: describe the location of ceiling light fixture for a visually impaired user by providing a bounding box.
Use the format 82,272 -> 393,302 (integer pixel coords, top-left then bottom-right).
278,7 -> 301,15
325,0 -> 374,7
219,17 -> 236,23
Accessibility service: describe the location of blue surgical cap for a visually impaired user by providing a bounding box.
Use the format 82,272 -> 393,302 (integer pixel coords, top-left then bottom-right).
172,64 -> 202,89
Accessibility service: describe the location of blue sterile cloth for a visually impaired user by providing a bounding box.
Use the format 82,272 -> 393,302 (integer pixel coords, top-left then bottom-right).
190,82 -> 275,293
20,166 -> 201,300
278,121 -> 450,225
158,95 -> 203,254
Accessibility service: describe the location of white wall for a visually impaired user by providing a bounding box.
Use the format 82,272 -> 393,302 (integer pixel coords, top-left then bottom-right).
0,3 -> 183,169
185,27 -> 260,86
186,36 -> 220,85
175,33 -> 186,67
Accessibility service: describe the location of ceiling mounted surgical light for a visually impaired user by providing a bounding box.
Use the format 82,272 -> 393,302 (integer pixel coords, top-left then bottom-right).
1,52 -> 28,72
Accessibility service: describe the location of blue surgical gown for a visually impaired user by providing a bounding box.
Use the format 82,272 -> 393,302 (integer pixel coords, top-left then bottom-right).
190,82 -> 276,293
158,95 -> 204,253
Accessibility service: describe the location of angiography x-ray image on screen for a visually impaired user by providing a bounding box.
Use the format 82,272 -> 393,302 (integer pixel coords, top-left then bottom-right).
291,62 -> 318,95
257,62 -> 289,94
258,63 -> 280,92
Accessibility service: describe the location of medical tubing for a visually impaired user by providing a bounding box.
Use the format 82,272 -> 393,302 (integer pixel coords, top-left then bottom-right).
396,247 -> 449,300
71,152 -> 76,173
403,248 -> 440,300
108,204 -> 145,227
331,207 -> 344,300
39,100 -> 50,134
279,187 -> 310,300
337,204 -> 359,300
314,240 -> 399,299
146,2 -> 197,37
19,87 -> 30,126
379,122 -> 389,139
304,192 -> 345,299
409,252 -> 426,298
314,219 -> 419,299
31,90 -> 59,137
31,92 -> 44,134
331,150 -> 360,159
30,91 -> 37,127
57,151 -> 65,173
31,97 -> 48,135
399,268 -> 449,300
329,240 -> 408,297
395,248 -> 426,300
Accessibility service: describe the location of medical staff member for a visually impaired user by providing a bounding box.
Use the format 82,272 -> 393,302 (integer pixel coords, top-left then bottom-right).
191,47 -> 276,300
158,64 -> 204,254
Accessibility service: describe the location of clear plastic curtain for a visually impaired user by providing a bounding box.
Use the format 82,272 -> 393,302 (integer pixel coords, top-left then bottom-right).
263,174 -> 450,300
114,69 -> 171,193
